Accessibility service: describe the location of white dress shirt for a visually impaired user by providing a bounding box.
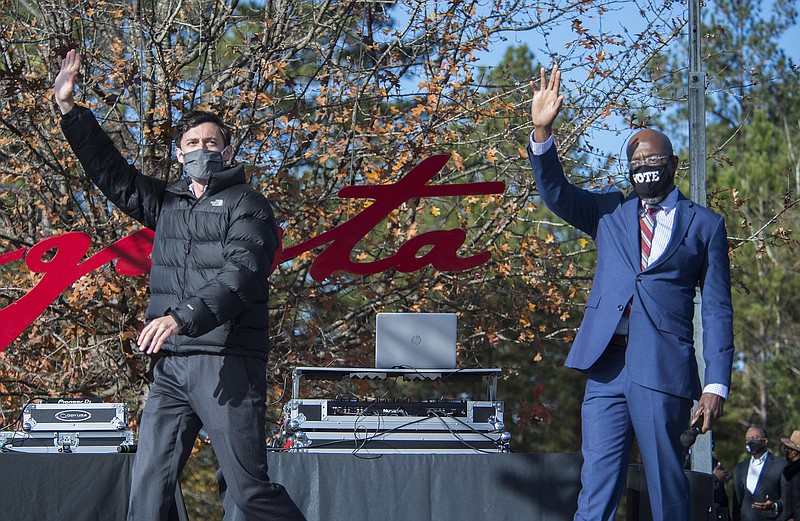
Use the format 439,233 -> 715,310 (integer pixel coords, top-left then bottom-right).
746,450 -> 769,494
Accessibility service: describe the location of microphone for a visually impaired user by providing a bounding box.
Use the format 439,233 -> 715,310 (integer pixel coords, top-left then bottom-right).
680,417 -> 703,447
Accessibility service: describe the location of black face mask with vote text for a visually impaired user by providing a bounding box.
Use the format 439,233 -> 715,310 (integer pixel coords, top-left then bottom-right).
629,164 -> 675,202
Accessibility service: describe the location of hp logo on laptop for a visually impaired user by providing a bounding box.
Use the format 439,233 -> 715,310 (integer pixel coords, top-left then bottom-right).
411,335 -> 423,346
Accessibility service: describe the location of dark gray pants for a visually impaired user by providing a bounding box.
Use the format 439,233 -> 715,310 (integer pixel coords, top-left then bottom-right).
127,353 -> 306,521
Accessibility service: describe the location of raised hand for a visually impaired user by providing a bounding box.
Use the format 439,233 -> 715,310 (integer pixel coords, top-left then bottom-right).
530,64 -> 564,142
54,49 -> 81,114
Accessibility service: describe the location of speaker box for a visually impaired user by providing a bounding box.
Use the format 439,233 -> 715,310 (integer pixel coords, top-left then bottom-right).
626,464 -> 714,521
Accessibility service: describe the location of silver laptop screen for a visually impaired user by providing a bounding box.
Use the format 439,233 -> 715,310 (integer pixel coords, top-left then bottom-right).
375,313 -> 457,369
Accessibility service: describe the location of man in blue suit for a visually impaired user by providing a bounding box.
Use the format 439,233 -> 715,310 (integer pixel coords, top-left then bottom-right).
527,65 -> 735,521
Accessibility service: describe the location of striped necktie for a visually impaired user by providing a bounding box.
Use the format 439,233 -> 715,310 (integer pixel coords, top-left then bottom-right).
640,204 -> 659,270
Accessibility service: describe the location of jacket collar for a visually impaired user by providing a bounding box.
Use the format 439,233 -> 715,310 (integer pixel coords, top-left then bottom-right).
206,164 -> 246,196
624,189 -> 696,272
784,458 -> 800,480
167,164 -> 246,197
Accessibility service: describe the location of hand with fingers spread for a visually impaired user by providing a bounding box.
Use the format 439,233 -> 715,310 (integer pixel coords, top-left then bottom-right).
752,494 -> 777,511
54,49 -> 81,115
529,64 -> 564,143
137,315 -> 181,355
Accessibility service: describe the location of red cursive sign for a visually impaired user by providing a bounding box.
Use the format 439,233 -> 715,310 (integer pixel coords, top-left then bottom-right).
0,229 -> 155,350
0,154 -> 504,351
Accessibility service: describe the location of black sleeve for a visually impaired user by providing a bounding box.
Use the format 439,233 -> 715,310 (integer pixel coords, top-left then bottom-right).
61,105 -> 167,229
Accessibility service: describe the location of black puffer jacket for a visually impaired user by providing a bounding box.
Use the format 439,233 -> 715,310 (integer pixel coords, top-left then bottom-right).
785,459 -> 800,521
62,106 -> 278,359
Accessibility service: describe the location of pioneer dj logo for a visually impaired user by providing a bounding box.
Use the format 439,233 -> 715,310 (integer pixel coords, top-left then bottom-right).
55,410 -> 92,422
411,335 -> 422,346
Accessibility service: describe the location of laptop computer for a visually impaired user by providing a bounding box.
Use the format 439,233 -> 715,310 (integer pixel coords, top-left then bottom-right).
374,312 -> 457,369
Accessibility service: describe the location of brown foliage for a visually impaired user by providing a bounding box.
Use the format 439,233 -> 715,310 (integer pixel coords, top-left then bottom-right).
0,0 -> 696,482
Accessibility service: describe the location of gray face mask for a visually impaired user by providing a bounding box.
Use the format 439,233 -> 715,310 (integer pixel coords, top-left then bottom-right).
182,149 -> 224,181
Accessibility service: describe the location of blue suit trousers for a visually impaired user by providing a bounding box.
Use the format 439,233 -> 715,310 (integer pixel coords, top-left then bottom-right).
575,348 -> 692,521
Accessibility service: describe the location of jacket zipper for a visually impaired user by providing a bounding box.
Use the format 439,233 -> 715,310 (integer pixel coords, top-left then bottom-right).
181,194 -> 202,301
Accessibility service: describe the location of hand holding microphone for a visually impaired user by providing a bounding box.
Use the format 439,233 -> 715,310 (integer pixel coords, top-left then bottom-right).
682,393 -> 726,447
681,416 -> 703,447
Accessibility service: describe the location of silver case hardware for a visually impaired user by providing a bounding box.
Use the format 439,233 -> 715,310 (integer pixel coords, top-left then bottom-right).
23,403 -> 127,431
1,430 -> 134,454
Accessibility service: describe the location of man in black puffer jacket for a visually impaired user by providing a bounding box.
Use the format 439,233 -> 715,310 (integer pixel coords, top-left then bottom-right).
55,50 -> 306,521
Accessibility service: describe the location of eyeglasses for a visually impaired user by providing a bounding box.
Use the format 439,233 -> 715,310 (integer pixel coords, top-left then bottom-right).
628,155 -> 672,170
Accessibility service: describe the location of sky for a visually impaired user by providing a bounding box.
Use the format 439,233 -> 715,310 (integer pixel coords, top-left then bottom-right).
473,0 -> 800,159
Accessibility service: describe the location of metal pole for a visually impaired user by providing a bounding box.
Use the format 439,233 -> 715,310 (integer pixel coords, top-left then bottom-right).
689,0 -> 708,206
688,0 -> 713,477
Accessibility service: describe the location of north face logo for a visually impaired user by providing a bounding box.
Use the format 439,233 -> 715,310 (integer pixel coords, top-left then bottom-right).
210,199 -> 224,207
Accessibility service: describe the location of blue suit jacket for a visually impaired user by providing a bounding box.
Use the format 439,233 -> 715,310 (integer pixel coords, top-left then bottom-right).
530,144 -> 734,399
